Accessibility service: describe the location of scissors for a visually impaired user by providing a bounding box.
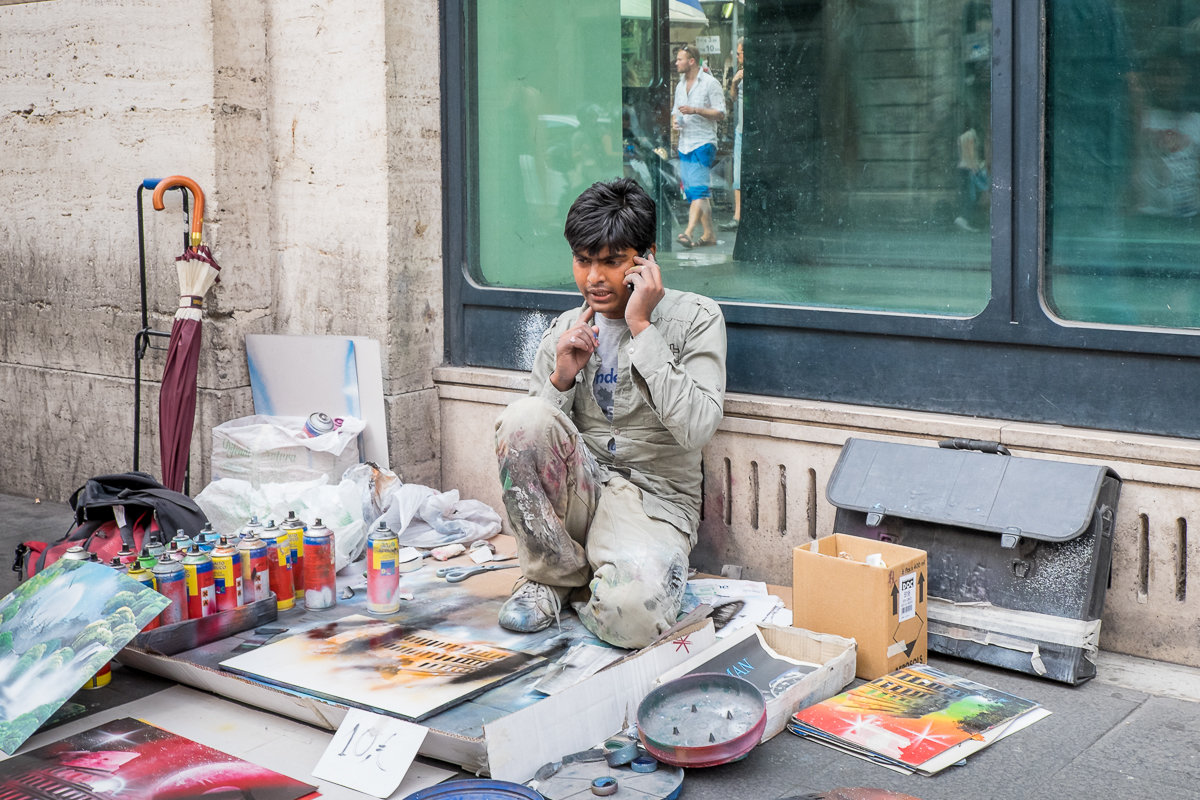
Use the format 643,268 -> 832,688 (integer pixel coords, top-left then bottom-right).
436,563 -> 520,583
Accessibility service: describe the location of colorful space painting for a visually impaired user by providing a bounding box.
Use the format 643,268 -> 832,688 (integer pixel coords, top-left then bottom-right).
0,560 -> 170,754
219,615 -> 545,721
790,664 -> 1042,771
0,717 -> 317,800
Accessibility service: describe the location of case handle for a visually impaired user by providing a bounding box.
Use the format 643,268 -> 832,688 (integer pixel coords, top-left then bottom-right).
938,438 -> 1011,456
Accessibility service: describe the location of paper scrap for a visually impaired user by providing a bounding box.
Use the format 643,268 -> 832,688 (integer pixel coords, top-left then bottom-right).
312,708 -> 429,798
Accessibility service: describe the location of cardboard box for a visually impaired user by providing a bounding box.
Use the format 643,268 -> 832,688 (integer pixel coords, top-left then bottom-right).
792,533 -> 928,680
657,623 -> 856,742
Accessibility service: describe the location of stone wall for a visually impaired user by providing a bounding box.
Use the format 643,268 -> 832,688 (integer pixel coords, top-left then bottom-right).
0,0 -> 442,500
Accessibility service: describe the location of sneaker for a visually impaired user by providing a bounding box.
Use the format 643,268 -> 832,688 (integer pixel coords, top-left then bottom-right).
498,579 -> 565,633
719,218 -> 740,231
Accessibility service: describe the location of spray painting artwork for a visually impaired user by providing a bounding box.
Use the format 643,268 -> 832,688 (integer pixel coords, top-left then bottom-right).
0,560 -> 169,754
0,717 -> 317,800
220,615 -> 544,721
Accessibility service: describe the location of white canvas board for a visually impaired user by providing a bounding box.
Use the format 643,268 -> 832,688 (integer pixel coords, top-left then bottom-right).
220,615 -> 544,722
246,334 -> 388,466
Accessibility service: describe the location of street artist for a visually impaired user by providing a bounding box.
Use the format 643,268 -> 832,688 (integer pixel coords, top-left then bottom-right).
494,178 -> 727,649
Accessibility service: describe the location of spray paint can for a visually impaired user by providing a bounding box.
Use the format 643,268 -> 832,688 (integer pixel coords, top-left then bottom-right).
210,535 -> 244,612
136,545 -> 158,571
197,522 -> 220,551
303,412 -> 337,438
152,556 -> 187,626
115,546 -> 138,566
282,510 -> 306,602
302,518 -> 337,610
125,562 -> 159,630
182,545 -> 217,619
61,545 -> 96,562
146,535 -> 167,561
171,529 -> 194,553
237,531 -> 271,605
366,521 -> 401,615
260,520 -> 295,611
240,515 -> 265,540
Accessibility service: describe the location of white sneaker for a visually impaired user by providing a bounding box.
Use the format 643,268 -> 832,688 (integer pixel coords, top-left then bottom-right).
498,579 -> 565,633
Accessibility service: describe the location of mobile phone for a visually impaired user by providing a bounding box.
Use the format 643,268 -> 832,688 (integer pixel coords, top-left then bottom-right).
628,249 -> 653,290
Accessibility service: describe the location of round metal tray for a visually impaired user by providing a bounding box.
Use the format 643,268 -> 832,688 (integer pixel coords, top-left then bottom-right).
636,673 -> 767,767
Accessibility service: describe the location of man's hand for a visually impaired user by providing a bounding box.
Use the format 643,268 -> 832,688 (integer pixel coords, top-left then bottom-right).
624,253 -> 665,337
550,307 -> 598,391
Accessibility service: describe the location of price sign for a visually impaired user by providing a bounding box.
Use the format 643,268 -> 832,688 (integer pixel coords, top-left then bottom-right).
312,708 -> 428,798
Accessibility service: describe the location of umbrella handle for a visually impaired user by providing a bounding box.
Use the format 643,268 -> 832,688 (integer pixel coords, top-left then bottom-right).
151,175 -> 205,249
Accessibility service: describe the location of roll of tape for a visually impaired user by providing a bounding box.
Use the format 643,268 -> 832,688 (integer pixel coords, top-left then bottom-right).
630,755 -> 659,773
604,738 -> 640,767
591,776 -> 618,797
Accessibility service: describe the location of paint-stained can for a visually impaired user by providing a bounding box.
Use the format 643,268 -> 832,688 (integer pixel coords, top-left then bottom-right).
240,515 -> 265,540
302,517 -> 337,610
171,529 -> 194,553
61,545 -> 96,562
183,545 -> 217,618
303,412 -> 336,438
136,545 -> 158,571
261,520 -> 295,611
197,522 -> 220,551
106,556 -> 126,572
115,547 -> 138,566
237,531 -> 271,604
145,535 -> 167,560
211,535 -> 244,611
125,562 -> 159,630
366,521 -> 401,615
151,556 -> 187,625
282,510 -> 306,602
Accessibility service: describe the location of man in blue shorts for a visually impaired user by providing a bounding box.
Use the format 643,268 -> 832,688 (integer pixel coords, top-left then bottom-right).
672,45 -> 726,248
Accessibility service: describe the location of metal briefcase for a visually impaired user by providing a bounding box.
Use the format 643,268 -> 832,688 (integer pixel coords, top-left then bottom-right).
826,437 -> 1121,685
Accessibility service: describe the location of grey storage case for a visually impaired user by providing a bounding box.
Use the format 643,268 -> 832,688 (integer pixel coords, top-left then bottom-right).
826,437 -> 1121,685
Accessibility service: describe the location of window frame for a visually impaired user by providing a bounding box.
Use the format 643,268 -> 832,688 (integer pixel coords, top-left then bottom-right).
441,0 -> 1200,439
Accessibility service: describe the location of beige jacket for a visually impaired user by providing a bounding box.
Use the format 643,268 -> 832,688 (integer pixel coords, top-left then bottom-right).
530,289 -> 727,541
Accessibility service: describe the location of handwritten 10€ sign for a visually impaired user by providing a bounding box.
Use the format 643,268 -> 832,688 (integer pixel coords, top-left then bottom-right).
312,708 -> 429,798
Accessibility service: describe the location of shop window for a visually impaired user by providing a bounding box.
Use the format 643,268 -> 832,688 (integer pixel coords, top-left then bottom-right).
1045,0 -> 1200,330
468,0 -> 992,317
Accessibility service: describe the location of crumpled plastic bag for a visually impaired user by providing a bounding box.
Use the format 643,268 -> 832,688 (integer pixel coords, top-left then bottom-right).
195,475 -> 366,573
344,462 -> 501,548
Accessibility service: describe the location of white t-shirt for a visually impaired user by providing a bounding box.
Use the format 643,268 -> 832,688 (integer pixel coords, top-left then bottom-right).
592,313 -> 627,423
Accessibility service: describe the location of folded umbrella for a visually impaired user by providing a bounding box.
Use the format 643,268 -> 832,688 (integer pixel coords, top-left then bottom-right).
152,176 -> 221,493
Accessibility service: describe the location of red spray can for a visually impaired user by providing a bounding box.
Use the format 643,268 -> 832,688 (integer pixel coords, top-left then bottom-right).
260,520 -> 295,611
183,545 -> 217,618
282,510 -> 306,602
211,535 -> 244,611
151,556 -> 187,626
302,518 -> 337,610
238,531 -> 271,604
366,520 -> 401,615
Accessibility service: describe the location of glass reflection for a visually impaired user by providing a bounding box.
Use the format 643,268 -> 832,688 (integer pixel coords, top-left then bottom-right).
473,0 -> 993,316
1046,0 -> 1200,329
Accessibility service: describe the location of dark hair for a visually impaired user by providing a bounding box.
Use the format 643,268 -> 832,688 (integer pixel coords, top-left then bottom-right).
563,178 -> 656,256
678,45 -> 700,64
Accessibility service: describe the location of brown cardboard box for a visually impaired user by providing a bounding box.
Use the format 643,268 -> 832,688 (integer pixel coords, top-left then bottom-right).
792,533 -> 928,680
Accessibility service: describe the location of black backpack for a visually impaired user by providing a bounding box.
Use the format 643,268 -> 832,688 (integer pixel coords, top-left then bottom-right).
12,471 -> 209,579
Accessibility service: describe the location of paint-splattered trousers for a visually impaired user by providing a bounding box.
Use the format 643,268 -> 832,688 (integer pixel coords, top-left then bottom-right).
495,396 -> 692,649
